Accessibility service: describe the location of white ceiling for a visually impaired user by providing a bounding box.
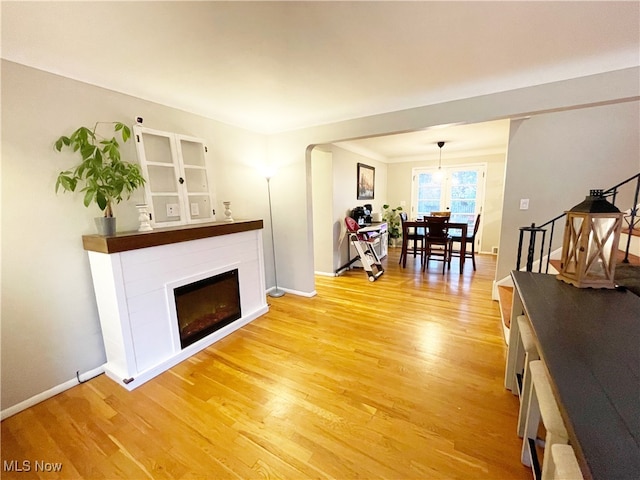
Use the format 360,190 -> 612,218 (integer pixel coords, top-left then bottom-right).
334,118 -> 512,162
2,1 -> 639,158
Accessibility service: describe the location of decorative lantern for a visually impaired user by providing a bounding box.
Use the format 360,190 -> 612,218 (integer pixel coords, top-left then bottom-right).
556,189 -> 623,289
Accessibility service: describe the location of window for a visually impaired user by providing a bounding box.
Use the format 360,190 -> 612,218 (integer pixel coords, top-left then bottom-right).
134,126 -> 214,227
412,165 -> 485,228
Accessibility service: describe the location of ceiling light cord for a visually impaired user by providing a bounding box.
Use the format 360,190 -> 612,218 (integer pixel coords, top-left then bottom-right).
437,141 -> 445,171
433,141 -> 446,182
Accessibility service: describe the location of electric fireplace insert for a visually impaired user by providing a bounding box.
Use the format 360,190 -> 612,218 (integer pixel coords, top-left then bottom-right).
173,269 -> 241,349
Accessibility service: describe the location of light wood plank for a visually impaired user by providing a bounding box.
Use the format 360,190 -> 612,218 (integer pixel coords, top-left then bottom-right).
1,251 -> 529,479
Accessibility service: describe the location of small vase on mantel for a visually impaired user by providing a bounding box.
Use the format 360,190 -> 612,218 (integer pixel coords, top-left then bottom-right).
223,201 -> 234,222
136,204 -> 153,232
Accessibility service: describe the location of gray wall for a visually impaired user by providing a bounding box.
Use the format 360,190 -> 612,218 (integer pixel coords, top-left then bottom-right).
311,148 -> 334,274
266,67 -> 639,295
496,102 -> 640,281
1,61 -> 268,411
2,60 -> 639,413
310,145 -> 388,275
386,152 -> 507,254
330,146 -> 388,271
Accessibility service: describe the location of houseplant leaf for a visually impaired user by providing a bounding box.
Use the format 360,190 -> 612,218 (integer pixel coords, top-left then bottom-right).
54,121 -> 146,224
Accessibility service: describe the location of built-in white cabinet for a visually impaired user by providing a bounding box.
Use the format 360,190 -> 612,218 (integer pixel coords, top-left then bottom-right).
133,126 -> 215,227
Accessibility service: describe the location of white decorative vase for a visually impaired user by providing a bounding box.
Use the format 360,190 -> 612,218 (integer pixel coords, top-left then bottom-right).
136,204 -> 153,232
223,201 -> 234,222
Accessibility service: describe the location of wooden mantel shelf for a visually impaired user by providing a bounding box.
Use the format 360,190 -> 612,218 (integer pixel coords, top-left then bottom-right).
82,219 -> 264,254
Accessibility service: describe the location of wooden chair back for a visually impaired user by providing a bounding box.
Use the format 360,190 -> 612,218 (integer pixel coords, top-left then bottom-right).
472,213 -> 481,237
430,211 -> 451,218
423,216 -> 449,239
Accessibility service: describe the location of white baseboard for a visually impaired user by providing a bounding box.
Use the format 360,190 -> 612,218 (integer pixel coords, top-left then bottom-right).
267,286 -> 317,298
1,365 -> 105,420
314,270 -> 337,277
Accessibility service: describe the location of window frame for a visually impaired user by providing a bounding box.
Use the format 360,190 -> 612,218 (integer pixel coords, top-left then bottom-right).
411,163 -> 486,230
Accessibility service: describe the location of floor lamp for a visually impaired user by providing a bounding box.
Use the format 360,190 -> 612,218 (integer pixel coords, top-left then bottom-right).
266,174 -> 285,298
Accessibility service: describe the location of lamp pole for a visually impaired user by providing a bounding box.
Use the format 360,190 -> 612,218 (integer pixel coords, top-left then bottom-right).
266,176 -> 285,298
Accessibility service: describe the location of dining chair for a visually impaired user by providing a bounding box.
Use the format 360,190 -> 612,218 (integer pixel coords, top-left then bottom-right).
430,211 -> 451,218
450,213 -> 481,271
399,211 -> 424,266
422,216 -> 452,274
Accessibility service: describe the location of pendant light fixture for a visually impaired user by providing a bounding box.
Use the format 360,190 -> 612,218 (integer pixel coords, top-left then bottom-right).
434,141 -> 445,181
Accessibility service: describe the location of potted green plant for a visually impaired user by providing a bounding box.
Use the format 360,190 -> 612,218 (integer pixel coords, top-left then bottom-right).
54,121 -> 146,235
382,204 -> 403,245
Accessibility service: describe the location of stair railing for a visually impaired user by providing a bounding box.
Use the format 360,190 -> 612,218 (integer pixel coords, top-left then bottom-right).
604,173 -> 640,264
516,172 -> 640,273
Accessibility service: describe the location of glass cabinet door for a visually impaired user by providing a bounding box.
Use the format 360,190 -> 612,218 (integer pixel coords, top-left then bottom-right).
134,126 -> 214,227
178,136 -> 212,222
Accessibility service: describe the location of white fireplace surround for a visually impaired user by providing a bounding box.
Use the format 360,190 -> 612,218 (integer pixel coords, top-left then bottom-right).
85,222 -> 268,390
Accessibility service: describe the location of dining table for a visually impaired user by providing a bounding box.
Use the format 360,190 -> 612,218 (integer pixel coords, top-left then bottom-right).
400,219 -> 468,273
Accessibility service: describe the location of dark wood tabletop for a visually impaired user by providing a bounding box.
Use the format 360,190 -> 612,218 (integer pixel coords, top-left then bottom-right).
511,271 -> 640,480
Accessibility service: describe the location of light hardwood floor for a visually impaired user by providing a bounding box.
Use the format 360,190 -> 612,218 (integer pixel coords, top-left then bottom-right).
1,250 -> 529,479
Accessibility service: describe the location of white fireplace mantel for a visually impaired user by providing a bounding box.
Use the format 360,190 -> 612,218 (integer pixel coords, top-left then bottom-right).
83,220 -> 268,390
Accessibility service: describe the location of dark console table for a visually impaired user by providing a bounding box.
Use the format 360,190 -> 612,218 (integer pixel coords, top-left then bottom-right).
508,271 -> 640,479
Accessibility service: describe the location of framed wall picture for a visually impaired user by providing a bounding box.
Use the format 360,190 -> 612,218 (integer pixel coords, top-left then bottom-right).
357,163 -> 375,199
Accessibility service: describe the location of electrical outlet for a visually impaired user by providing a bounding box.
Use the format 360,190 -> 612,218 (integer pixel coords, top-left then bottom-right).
190,202 -> 199,217
520,198 -> 530,210
166,203 -> 179,217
